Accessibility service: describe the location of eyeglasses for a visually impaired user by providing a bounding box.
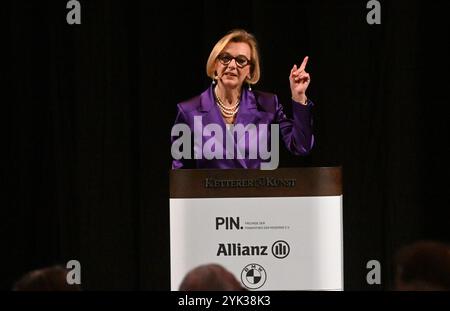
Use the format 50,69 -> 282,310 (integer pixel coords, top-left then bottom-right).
217,53 -> 251,68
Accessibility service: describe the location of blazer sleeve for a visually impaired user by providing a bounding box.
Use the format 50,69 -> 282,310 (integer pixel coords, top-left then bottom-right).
275,96 -> 314,156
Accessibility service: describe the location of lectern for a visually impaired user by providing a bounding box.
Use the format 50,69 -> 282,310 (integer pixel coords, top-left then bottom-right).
170,167 -> 343,290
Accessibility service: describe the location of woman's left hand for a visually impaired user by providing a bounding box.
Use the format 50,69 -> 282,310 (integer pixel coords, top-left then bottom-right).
289,56 -> 311,105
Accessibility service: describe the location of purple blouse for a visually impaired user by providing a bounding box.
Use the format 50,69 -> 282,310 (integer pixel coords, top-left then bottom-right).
171,85 -> 314,169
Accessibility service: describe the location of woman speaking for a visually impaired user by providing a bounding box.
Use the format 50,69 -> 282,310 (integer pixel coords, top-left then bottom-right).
171,29 -> 314,170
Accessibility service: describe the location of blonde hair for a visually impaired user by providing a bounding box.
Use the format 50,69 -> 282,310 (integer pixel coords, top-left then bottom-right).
206,29 -> 260,85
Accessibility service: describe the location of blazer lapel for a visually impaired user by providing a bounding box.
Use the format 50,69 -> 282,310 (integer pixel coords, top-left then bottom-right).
198,86 -> 274,168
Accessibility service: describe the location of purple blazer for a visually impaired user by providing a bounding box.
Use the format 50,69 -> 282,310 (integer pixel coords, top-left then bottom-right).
171,85 -> 314,169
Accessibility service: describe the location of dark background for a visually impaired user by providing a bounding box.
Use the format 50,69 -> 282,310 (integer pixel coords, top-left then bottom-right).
2,0 -> 449,290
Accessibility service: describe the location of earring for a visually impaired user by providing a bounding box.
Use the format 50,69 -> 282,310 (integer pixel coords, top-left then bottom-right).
212,72 -> 219,85
248,83 -> 252,91
212,71 -> 219,85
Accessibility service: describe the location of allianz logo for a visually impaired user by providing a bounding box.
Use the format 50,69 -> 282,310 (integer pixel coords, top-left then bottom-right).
216,241 -> 290,259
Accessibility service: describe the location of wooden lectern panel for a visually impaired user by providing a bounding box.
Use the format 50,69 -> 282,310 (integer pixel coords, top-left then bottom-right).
170,167 -> 342,198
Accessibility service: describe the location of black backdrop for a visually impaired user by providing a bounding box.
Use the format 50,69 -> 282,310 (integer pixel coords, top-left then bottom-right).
3,0 -> 449,290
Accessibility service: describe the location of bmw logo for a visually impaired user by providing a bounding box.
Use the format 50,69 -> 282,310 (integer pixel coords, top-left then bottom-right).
241,263 -> 267,289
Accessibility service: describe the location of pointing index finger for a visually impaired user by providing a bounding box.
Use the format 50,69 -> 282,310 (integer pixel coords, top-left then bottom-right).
299,56 -> 309,72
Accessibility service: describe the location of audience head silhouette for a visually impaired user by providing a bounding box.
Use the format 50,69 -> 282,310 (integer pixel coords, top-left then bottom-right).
394,240 -> 450,291
13,265 -> 81,291
179,263 -> 245,291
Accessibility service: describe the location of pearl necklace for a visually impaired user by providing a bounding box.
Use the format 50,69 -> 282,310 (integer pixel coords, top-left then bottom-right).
214,90 -> 240,118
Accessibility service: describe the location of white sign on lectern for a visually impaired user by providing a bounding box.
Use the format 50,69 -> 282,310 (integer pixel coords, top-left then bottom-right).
170,195 -> 343,290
